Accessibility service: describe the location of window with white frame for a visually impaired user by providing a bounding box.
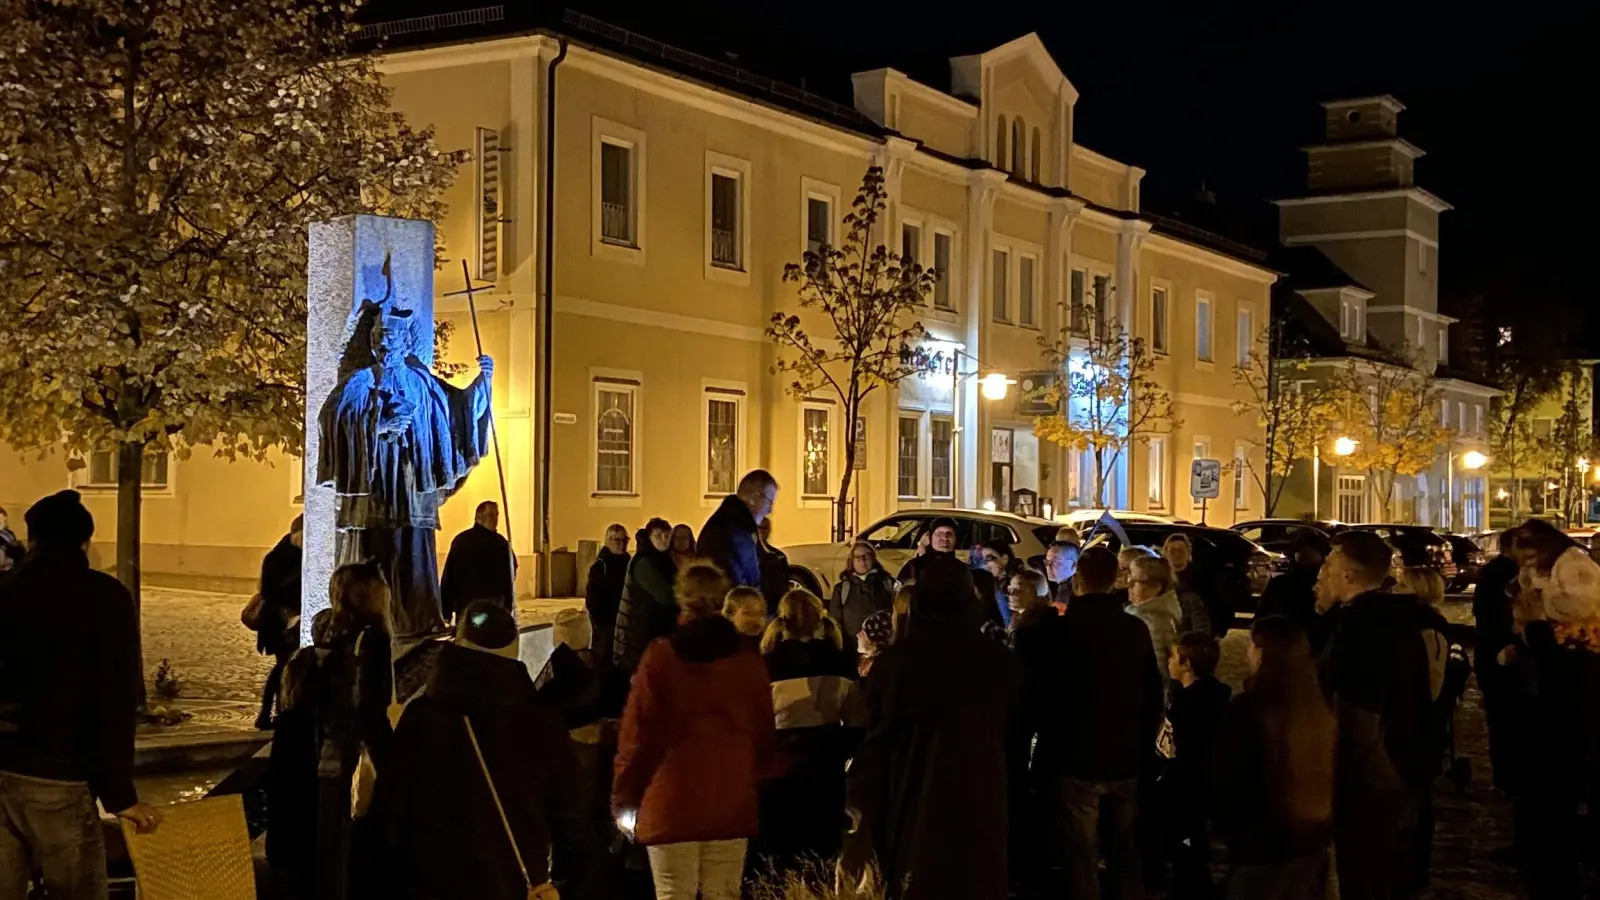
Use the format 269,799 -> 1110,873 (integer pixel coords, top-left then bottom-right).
801,404 -> 832,498
897,416 -> 921,499
1196,294 -> 1214,362
805,195 -> 832,257
933,232 -> 954,310
83,450 -> 169,489
1437,326 -> 1449,365
1236,306 -> 1253,367
1474,404 -> 1484,437
1339,298 -> 1363,340
709,169 -> 743,269
595,381 -> 637,494
599,140 -> 637,246
1193,439 -> 1211,466
704,389 -> 742,496
1092,274 -> 1112,336
996,115 -> 1008,169
1440,399 -> 1449,428
992,248 -> 1010,322
1457,401 -> 1467,434
931,416 -> 954,499
1018,255 -> 1036,326
1069,268 -> 1088,334
1147,437 -> 1167,507
902,222 -> 922,275
1151,286 -> 1169,353
1234,442 -> 1249,509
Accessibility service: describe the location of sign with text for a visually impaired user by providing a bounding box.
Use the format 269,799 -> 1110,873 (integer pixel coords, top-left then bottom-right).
1190,458 -> 1222,499
1015,370 -> 1059,416
853,415 -> 867,470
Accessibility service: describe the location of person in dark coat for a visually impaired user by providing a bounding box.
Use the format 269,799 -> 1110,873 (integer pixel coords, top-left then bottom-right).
1315,530 -> 1432,900
1006,569 -> 1057,893
830,541 -> 897,639
981,539 -> 1027,628
584,523 -> 630,673
669,524 -> 698,571
374,602 -> 599,900
0,505 -> 24,573
1160,631 -> 1232,900
256,516 -> 304,730
1162,533 -> 1217,637
697,469 -> 779,592
1472,529 -> 1521,793
0,490 -> 162,898
757,516 -> 791,614
895,516 -> 960,583
440,500 -> 516,621
1255,529 -> 1331,655
849,556 -> 1022,900
612,518 -> 677,677
1034,546 -> 1165,900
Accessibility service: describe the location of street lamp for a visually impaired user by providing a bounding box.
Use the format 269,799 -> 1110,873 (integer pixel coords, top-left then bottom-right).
979,371 -> 1017,401
1447,448 -> 1489,531
1313,436 -> 1358,520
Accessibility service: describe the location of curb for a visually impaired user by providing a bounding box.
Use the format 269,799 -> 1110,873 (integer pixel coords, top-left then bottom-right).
134,731 -> 271,776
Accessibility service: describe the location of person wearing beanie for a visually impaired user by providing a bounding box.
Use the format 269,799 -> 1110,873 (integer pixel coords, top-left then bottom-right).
373,600 -> 600,899
0,490 -> 162,895
895,516 -> 962,584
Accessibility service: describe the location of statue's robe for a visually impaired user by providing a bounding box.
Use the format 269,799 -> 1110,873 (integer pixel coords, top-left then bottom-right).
318,357 -> 492,638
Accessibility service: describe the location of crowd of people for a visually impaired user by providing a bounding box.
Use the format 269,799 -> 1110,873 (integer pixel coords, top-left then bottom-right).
2,476 -> 1599,899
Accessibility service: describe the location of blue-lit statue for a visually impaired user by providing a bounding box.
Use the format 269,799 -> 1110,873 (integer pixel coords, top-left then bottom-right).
317,275 -> 493,639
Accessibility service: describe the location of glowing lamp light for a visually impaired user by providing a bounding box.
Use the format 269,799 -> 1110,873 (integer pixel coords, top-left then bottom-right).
979,372 -> 1016,401
1332,436 -> 1359,457
1461,451 -> 1488,470
1496,487 -> 1510,501
1548,482 -> 1561,492
982,499 -> 997,511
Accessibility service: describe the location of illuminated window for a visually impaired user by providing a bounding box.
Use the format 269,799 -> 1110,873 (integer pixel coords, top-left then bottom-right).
1147,437 -> 1167,507
1196,294 -> 1214,362
704,389 -> 742,496
931,417 -> 954,499
595,383 -> 636,494
898,416 -> 921,499
992,248 -> 1010,322
802,404 -> 832,497
933,232 -> 954,310
1019,255 -> 1036,326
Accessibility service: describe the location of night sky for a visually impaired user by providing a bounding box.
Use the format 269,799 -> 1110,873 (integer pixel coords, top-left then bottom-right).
374,0 -> 1591,348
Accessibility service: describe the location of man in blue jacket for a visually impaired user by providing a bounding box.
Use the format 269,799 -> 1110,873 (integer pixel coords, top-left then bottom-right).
698,469 -> 779,592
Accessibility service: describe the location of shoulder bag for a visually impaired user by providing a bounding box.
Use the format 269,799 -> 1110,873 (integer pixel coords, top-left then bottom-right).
464,715 -> 561,900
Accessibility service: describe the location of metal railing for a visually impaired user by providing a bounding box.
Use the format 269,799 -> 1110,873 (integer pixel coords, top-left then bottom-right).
600,202 -> 633,245
357,6 -> 504,42
711,228 -> 739,267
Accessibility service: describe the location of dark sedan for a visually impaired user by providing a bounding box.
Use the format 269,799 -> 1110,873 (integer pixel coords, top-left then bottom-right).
1437,532 -> 1485,592
1348,523 -> 1457,582
1231,518 -> 1345,555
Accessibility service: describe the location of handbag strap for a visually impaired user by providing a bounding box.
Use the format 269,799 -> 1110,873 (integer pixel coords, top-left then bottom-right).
464,715 -> 534,890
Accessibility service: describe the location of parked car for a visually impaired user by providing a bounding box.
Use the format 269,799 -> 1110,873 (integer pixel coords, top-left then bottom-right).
780,508 -> 1059,596
1230,518 -> 1346,555
1058,508 -> 1187,529
1435,532 -> 1485,592
1348,524 -> 1457,582
1082,521 -> 1281,616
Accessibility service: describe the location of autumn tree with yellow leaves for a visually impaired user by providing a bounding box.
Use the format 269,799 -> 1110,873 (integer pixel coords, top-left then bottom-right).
0,0 -> 460,630
1231,324 -> 1340,516
1031,311 -> 1176,507
1328,354 -> 1451,517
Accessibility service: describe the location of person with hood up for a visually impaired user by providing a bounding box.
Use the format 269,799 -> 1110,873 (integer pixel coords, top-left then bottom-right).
829,541 -> 897,641
255,515 -> 304,730
613,562 -> 776,900
1126,554 -> 1183,691
440,500 -> 517,620
375,601 -> 599,900
895,516 -> 960,583
849,556 -> 1022,900
0,490 -> 161,900
612,518 -> 678,678
697,469 -> 779,593
584,524 -> 630,674
755,590 -> 863,875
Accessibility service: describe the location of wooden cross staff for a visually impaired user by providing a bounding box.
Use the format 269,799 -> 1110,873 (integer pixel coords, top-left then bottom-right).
443,259 -> 517,606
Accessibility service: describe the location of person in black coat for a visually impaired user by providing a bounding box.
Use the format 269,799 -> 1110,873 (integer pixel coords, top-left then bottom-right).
849,556 -> 1022,900
697,469 -> 778,591
1472,530 -> 1521,793
829,541 -> 897,639
0,505 -> 24,573
1033,546 -> 1165,900
895,516 -> 960,583
256,516 -> 304,730
373,602 -> 599,900
1255,530 -> 1331,655
1160,631 -> 1232,900
584,523 -> 630,674
612,519 -> 677,677
440,500 -> 516,621
757,516 -> 792,614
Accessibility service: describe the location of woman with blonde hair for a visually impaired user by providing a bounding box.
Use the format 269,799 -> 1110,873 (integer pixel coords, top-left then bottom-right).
614,562 -> 775,900
1126,554 -> 1183,688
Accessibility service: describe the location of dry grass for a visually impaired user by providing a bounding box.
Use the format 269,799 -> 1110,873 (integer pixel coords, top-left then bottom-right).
748,859 -> 887,900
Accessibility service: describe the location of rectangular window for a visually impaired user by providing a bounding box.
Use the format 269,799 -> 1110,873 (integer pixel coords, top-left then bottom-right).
1418,243 -> 1429,275
1070,268 -> 1087,334
1234,443 -> 1249,509
933,232 -> 954,310
1196,295 -> 1214,362
1340,298 -> 1364,340
1236,307 -> 1252,367
1019,256 -> 1036,326
595,384 -> 636,494
1457,401 -> 1467,433
84,450 -> 169,489
1533,418 -> 1553,440
1092,274 -> 1112,337
802,406 -> 831,497
599,140 -> 635,246
705,393 -> 740,495
710,171 -> 742,268
1440,399 -> 1449,427
805,196 -> 831,256
1474,404 -> 1484,437
1437,327 -> 1448,364
931,417 -> 953,499
901,223 -> 921,270
897,416 -> 921,498
1147,437 -> 1166,507
992,249 -> 1010,322
1151,287 -> 1168,352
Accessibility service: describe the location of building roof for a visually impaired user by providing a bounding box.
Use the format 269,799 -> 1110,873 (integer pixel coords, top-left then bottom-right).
1274,246 -> 1370,293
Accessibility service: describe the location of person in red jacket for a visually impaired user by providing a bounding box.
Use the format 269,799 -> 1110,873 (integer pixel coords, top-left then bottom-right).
613,560 -> 776,900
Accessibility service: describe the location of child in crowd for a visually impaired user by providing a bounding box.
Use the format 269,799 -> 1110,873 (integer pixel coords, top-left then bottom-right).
723,586 -> 767,652
1161,631 -> 1232,900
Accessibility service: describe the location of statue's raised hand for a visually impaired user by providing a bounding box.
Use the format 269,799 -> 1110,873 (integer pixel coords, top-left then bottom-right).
479,355 -> 495,379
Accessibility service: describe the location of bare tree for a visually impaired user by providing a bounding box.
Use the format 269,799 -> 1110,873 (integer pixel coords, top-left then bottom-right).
1232,325 -> 1339,516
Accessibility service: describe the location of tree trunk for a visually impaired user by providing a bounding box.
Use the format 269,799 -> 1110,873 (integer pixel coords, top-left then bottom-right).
117,440 -> 146,705
835,403 -> 857,543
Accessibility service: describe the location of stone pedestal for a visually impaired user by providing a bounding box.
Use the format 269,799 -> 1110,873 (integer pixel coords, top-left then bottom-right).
302,215 -> 436,643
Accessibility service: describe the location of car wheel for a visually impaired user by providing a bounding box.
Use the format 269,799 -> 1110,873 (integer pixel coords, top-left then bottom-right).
788,566 -> 824,598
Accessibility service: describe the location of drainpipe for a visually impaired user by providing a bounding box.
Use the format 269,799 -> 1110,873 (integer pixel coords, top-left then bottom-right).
539,37 -> 567,584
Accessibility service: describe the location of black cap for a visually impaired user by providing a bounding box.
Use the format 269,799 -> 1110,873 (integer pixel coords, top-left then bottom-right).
455,600 -> 520,658
24,490 -> 95,546
929,516 -> 959,534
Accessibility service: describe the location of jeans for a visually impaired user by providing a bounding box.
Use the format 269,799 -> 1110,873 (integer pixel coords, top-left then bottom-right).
0,770 -> 108,900
1225,850 -> 1329,900
1056,776 -> 1143,900
647,839 -> 747,900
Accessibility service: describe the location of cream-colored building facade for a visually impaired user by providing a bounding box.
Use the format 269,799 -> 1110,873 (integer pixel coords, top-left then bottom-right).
0,20 -> 1276,588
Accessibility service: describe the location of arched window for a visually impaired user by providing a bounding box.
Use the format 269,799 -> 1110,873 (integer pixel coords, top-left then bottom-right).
1012,117 -> 1026,174
1031,128 -> 1042,183
996,115 -> 1008,169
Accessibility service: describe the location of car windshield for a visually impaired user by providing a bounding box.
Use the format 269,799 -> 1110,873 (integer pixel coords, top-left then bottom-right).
1032,524 -> 1061,548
